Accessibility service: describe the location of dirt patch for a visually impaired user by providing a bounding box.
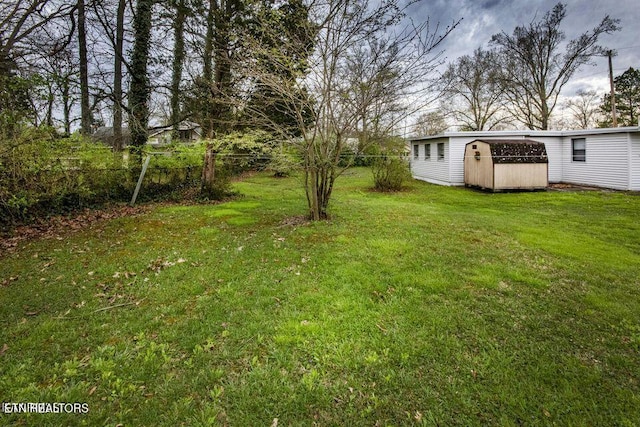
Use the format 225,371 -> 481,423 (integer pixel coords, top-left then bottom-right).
279,215 -> 311,227
548,183 -> 616,192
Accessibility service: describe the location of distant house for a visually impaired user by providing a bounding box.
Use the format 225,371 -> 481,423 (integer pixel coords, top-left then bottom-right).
92,126 -> 132,147
92,121 -> 202,147
410,127 -> 640,191
148,121 -> 202,146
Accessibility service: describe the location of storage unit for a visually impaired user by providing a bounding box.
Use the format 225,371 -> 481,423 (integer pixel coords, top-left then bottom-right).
464,139 -> 548,191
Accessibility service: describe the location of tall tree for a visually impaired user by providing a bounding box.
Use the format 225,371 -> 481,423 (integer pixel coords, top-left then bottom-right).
598,67 -> 640,127
191,0 -> 243,138
243,0 -> 315,136
170,0 -> 188,138
441,48 -> 507,131
490,3 -> 620,130
113,0 -> 126,151
129,0 -> 154,164
77,0 -> 92,134
91,0 -> 131,151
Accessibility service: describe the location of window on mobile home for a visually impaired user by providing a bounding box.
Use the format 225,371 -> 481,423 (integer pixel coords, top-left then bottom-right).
572,138 -> 586,162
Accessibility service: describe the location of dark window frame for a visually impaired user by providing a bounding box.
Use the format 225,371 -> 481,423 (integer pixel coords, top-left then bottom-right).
437,143 -> 445,161
424,143 -> 431,160
572,138 -> 586,162
413,144 -> 419,160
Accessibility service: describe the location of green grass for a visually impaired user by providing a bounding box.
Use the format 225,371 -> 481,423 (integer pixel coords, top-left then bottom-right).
1,168 -> 639,426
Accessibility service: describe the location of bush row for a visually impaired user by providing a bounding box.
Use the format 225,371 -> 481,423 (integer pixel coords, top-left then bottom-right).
0,128 -> 299,231
0,127 -> 411,231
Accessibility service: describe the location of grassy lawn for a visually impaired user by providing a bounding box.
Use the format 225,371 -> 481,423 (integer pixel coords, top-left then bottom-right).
1,168 -> 639,426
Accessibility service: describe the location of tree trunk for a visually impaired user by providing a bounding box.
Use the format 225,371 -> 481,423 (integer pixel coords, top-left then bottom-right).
201,144 -> 217,195
62,77 -> 71,136
113,0 -> 125,153
45,82 -> 54,127
200,0 -> 236,138
129,0 -> 154,167
78,0 -> 92,135
171,0 -> 186,140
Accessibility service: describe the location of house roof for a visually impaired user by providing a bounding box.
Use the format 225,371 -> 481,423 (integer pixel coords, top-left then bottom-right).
473,139 -> 548,164
92,126 -> 132,146
148,120 -> 202,138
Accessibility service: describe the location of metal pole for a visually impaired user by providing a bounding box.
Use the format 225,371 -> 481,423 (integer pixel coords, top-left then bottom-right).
608,50 -> 618,127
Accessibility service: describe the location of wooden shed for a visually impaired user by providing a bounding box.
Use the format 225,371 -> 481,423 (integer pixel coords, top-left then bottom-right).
464,139 -> 548,191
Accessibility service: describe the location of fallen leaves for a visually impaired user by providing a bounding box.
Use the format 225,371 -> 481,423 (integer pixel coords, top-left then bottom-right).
0,205 -> 150,257
145,256 -> 187,274
0,276 -> 19,287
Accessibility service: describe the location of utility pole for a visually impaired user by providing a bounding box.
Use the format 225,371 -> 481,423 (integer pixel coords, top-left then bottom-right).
607,50 -> 618,127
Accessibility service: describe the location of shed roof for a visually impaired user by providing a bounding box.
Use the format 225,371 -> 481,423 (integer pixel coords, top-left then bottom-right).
473,139 -> 548,164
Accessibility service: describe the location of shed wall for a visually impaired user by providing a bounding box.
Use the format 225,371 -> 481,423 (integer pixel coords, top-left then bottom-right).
494,163 -> 548,189
463,142 -> 493,188
561,133 -> 630,190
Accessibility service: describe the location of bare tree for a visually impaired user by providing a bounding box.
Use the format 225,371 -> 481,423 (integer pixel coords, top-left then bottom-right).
91,0 -> 131,151
564,89 -> 600,129
413,110 -> 448,136
1,1 -> 76,133
441,48 -> 508,131
170,0 -> 188,138
245,0 -> 456,220
77,0 -> 92,134
0,1 -> 76,64
490,3 -> 620,130
113,0 -> 126,151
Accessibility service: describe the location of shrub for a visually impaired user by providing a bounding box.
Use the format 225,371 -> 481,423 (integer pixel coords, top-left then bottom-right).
372,155 -> 411,192
0,128 -> 133,229
269,150 -> 299,177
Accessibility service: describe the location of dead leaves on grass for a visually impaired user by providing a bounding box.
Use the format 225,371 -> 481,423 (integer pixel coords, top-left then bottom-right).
0,206 -> 150,256
0,205 -> 150,256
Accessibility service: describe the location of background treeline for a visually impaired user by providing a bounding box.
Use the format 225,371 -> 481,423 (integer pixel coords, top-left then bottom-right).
1,1 -> 633,226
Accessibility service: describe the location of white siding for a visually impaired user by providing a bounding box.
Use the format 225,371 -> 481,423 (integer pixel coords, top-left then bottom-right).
631,133 -> 640,191
411,138 -> 452,185
410,128 -> 640,189
448,138 -> 467,184
538,138 -> 563,182
561,133 -> 630,190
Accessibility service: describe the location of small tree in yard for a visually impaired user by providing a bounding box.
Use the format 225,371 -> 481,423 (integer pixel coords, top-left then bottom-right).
371,137 -> 411,192
244,0 -> 457,220
372,155 -> 411,192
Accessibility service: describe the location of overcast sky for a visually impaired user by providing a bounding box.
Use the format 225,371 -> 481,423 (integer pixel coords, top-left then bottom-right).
408,0 -> 640,97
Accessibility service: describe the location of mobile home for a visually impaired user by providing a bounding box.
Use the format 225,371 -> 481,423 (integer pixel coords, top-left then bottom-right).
410,127 -> 640,191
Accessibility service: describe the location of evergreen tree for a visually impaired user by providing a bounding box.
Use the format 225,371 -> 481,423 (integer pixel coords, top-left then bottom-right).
598,67 -> 640,127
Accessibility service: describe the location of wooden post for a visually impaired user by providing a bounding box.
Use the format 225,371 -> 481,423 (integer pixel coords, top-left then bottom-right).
608,50 -> 618,127
130,155 -> 151,206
